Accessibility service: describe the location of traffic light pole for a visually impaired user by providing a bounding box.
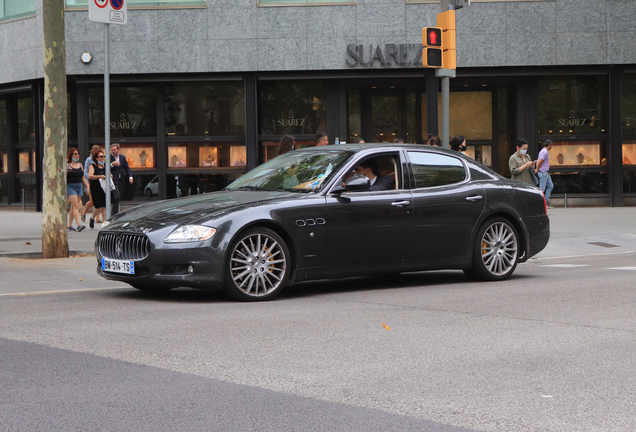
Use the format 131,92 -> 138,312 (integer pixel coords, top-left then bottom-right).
436,68 -> 456,149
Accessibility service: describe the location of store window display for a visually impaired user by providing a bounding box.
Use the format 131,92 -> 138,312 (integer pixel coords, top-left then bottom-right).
547,141 -> 605,167
168,143 -> 247,169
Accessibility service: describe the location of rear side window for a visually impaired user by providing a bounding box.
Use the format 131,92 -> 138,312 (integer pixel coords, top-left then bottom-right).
407,152 -> 466,188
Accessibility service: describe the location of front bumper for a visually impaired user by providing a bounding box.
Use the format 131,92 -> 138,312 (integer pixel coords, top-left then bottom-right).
96,236 -> 225,290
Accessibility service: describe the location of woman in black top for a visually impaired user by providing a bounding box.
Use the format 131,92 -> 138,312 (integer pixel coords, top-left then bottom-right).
87,149 -> 110,229
67,148 -> 89,232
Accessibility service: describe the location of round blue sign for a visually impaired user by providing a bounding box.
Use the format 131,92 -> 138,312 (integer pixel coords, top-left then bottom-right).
110,0 -> 124,10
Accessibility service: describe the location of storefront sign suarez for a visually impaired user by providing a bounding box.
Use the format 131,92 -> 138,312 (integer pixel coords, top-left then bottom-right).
110,113 -> 137,130
277,111 -> 306,127
346,44 -> 424,67
558,110 -> 588,127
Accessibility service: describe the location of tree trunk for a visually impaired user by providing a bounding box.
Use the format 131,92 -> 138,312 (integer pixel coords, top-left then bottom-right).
42,0 -> 69,259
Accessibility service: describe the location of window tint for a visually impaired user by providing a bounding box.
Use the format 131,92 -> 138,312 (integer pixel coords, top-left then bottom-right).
407,152 -> 466,188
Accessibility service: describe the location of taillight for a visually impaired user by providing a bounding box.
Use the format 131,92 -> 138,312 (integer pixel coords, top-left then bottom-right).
542,191 -> 547,214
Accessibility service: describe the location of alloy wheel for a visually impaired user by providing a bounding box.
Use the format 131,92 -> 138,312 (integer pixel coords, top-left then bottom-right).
480,221 -> 518,276
229,233 -> 287,297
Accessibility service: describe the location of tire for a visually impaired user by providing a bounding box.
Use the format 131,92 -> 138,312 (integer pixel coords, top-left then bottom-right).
224,227 -> 290,301
130,283 -> 172,293
145,189 -> 153,198
464,217 -> 519,281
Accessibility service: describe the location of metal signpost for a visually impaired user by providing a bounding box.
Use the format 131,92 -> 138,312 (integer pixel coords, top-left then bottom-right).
436,0 -> 469,149
89,0 -> 127,219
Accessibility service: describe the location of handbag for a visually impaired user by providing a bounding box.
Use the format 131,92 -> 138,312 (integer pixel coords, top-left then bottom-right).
99,177 -> 117,193
529,168 -> 539,186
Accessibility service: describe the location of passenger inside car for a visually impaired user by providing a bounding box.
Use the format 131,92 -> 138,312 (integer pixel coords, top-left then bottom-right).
346,158 -> 394,191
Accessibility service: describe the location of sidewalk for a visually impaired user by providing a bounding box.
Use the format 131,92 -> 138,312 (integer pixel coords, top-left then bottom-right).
1,207 -> 635,259
0,211 -> 100,258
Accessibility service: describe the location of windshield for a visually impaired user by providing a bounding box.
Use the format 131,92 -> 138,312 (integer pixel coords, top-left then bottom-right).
227,149 -> 354,193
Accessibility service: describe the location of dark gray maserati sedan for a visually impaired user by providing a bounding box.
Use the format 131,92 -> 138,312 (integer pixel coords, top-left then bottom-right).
96,144 -> 550,301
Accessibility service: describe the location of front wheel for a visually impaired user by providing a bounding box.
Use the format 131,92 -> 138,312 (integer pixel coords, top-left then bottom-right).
464,217 -> 519,281
224,228 -> 290,301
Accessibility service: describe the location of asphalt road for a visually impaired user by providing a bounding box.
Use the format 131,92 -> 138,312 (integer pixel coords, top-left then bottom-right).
1,250 -> 636,431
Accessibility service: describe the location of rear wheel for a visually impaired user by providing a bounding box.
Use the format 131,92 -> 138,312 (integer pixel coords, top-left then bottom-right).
464,217 -> 519,281
145,189 -> 153,198
224,228 -> 290,301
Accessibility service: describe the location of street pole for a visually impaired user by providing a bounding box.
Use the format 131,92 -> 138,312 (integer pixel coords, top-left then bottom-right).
41,0 -> 69,258
436,68 -> 456,149
104,23 -> 111,220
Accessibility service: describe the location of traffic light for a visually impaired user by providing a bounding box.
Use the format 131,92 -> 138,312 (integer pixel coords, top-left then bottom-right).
422,27 -> 443,68
437,9 -> 456,70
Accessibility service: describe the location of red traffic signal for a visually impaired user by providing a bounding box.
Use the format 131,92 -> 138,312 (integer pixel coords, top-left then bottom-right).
422,27 -> 442,48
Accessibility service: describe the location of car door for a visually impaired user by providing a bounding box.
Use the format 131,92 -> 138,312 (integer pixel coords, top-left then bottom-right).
406,151 -> 485,264
325,151 -> 413,274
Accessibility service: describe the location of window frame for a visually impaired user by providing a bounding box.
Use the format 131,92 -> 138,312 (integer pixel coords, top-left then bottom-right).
64,0 -> 207,11
257,0 -> 354,7
0,0 -> 36,23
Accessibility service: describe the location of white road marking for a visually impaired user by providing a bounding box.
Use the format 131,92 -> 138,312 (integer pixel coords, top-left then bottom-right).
605,267 -> 636,271
539,264 -> 590,268
0,286 -> 130,297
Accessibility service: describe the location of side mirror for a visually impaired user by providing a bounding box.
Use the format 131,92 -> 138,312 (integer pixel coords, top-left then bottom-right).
344,174 -> 370,190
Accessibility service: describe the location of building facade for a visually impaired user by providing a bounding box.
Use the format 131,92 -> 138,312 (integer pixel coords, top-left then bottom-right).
1,0 -> 636,209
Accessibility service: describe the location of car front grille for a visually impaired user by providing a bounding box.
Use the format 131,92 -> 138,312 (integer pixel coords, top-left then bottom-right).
98,233 -> 151,261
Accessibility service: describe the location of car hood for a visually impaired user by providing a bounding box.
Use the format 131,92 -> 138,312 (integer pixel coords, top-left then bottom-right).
106,190 -> 302,231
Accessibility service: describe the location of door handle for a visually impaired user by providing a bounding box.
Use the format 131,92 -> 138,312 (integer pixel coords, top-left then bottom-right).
466,195 -> 483,202
391,200 -> 410,207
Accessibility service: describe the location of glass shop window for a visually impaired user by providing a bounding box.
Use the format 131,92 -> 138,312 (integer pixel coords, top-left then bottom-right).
166,173 -> 243,199
422,91 -> 493,141
622,141 -> 636,166
167,143 -> 247,169
261,139 -> 318,162
118,144 -> 155,169
547,140 -> 606,168
17,149 -> 35,173
65,0 -> 206,8
623,74 -> 636,136
1,0 -> 36,22
0,99 -> 7,147
165,82 -> 245,137
537,76 -> 608,136
259,80 -> 327,136
0,150 -> 7,174
88,86 -> 157,138
17,93 -> 35,143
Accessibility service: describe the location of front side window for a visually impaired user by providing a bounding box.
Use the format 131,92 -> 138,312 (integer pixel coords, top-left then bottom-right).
408,151 -> 466,188
228,149 -> 353,193
0,0 -> 36,22
65,0 -> 206,8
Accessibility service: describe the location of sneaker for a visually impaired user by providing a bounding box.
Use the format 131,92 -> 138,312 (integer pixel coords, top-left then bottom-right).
77,225 -> 86,232
547,204 -> 554,209
68,226 -> 77,232
89,218 -> 94,229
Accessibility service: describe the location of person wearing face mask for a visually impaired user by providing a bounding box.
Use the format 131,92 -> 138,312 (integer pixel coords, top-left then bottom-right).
87,148 -> 111,229
66,147 -> 89,232
508,138 -> 536,185
450,135 -> 468,156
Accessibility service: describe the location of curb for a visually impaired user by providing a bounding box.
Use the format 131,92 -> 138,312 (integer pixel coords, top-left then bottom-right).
0,251 -> 95,260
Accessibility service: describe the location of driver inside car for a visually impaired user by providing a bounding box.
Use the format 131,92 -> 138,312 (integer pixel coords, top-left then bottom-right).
347,158 -> 394,191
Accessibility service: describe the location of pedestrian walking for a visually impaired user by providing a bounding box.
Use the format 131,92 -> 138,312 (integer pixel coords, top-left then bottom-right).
81,145 -> 103,224
276,135 -> 295,156
508,138 -> 536,185
88,149 -> 110,229
109,143 -> 133,216
450,135 -> 468,156
66,147 -> 89,232
535,139 -> 554,208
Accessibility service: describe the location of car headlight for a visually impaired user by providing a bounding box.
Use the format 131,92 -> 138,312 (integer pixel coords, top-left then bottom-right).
164,225 -> 216,243
101,220 -> 111,229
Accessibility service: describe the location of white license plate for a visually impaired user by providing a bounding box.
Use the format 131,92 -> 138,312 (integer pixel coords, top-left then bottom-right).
102,258 -> 135,274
